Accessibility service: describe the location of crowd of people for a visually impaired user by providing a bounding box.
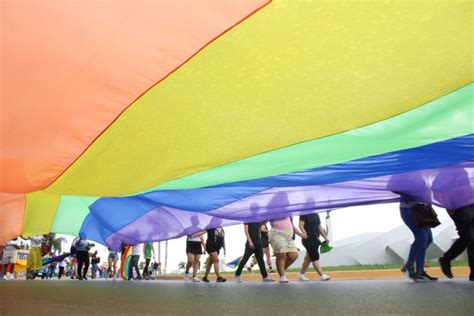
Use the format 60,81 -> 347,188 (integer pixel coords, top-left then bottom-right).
179,204 -> 332,284
1,201 -> 473,283
0,235 -> 162,281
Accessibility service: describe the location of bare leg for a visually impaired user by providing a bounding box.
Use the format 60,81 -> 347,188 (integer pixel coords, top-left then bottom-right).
276,253 -> 287,277
8,263 -> 14,277
300,254 -> 311,275
210,252 -> 221,278
264,247 -> 272,269
204,255 -> 212,278
185,253 -> 193,274
192,255 -> 201,277
311,260 -> 324,276
72,262 -> 78,279
284,252 -> 298,269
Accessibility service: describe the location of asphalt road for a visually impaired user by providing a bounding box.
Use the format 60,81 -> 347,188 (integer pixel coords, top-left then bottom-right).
0,278 -> 473,315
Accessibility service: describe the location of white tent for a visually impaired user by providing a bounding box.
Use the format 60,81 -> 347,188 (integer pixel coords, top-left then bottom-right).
290,221 -> 466,268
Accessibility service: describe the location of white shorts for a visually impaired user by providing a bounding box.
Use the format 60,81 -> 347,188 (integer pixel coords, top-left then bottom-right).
2,250 -> 17,264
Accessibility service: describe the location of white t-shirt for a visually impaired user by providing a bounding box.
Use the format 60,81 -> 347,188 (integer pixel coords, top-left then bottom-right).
4,240 -> 19,252
132,244 -> 143,256
30,236 -> 44,247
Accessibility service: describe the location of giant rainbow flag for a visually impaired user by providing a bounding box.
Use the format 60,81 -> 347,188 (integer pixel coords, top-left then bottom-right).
1,0 -> 473,249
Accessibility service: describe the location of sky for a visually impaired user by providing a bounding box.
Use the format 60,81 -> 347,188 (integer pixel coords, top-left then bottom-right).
58,202 -> 452,273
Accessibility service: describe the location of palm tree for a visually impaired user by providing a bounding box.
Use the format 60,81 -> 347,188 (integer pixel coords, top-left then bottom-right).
44,233 -> 66,254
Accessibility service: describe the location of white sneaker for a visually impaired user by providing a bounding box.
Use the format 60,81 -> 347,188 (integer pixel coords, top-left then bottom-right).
184,272 -> 189,281
235,275 -> 243,283
298,274 -> 309,282
279,275 -> 289,283
262,277 -> 275,282
191,276 -> 201,282
320,274 -> 330,281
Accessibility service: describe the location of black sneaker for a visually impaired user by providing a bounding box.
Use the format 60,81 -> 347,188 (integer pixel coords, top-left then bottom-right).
438,257 -> 453,279
413,274 -> 430,282
216,276 -> 227,283
417,271 -> 438,282
401,265 -> 416,281
202,277 -> 210,283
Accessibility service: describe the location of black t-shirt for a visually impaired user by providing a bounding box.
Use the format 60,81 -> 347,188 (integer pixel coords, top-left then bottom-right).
300,213 -> 321,238
247,222 -> 261,244
206,228 -> 216,245
207,228 -> 224,248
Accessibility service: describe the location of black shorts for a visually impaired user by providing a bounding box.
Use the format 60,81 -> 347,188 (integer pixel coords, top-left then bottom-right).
261,236 -> 269,248
186,241 -> 202,255
302,237 -> 321,262
205,242 -> 221,254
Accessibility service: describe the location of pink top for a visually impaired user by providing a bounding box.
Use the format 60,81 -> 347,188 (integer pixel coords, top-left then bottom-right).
271,217 -> 294,231
187,234 -> 202,242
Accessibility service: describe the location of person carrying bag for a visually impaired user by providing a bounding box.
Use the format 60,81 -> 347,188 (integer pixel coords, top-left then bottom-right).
399,200 -> 438,282
411,204 -> 441,228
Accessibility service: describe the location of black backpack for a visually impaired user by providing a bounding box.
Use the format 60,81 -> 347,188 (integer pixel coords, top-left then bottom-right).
215,228 -> 225,248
